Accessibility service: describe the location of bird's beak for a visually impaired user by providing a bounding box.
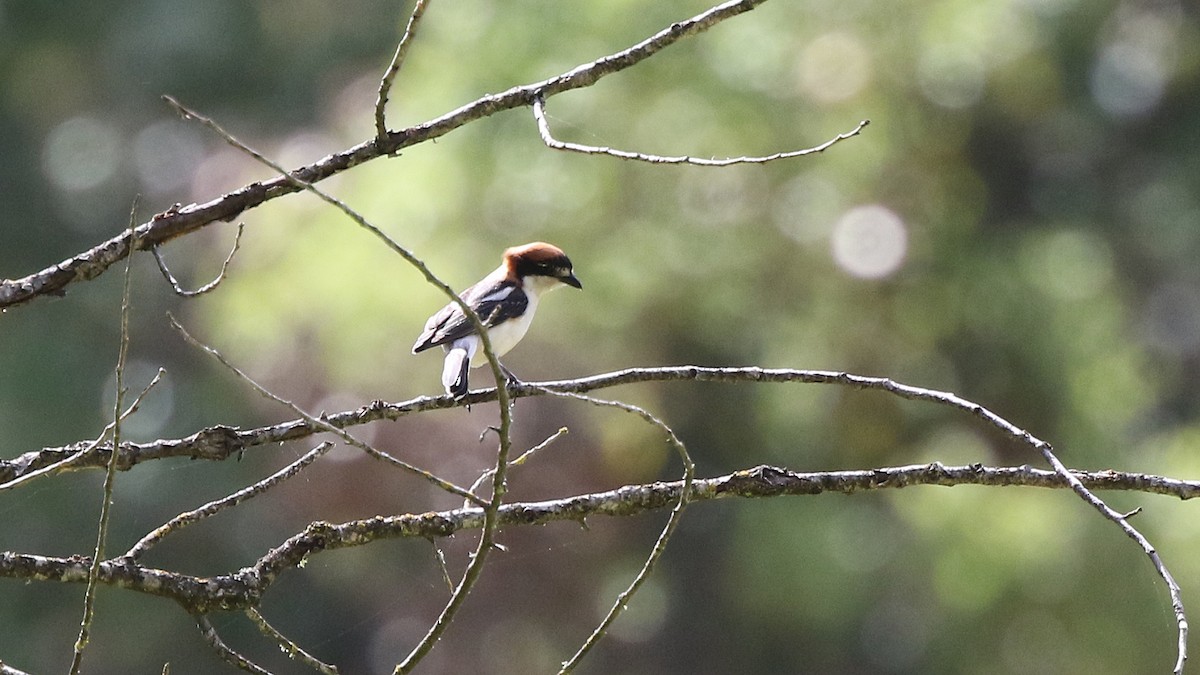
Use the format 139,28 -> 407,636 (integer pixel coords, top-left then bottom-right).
562,273 -> 582,289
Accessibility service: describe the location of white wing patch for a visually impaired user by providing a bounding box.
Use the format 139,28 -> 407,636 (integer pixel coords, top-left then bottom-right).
478,285 -> 515,304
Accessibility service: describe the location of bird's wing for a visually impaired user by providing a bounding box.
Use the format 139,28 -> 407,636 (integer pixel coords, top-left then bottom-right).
411,281 -> 528,353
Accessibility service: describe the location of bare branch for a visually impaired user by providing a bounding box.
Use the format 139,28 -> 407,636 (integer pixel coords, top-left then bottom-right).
544,390 -> 693,674
375,0 -> 432,139
0,367 -> 164,491
151,223 -> 245,297
534,93 -> 868,166
11,364 -> 1200,503
124,442 -> 334,561
1039,440 -> 1188,673
1,463 -> 1193,614
0,0 -> 772,310
245,608 -> 339,675
195,614 -> 271,675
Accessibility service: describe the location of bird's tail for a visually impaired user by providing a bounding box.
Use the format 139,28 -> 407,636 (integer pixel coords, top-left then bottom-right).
442,346 -> 471,399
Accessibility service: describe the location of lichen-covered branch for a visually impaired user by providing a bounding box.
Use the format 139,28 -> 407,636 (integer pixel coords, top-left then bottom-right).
0,462 -> 1194,614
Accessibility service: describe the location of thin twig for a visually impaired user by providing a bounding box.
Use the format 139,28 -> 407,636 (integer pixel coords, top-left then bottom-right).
69,199 -> 139,675
1037,442 -> 1188,673
539,390 -> 693,673
467,427 -> 569,500
0,368 -> 164,492
151,223 -> 245,297
534,93 -> 868,166
394,385 -> 515,674
429,539 -> 454,592
245,607 -> 339,674
195,614 -> 272,675
167,315 -> 484,506
125,442 -> 334,561
375,0 -> 432,139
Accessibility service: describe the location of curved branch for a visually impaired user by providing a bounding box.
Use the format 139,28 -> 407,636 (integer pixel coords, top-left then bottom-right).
4,364 -> 1200,490
0,463 -> 1194,613
534,93 -> 868,166
0,0 -> 771,310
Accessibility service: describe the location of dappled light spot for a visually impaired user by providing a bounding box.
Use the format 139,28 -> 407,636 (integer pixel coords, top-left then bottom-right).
41,115 -> 121,192
917,43 -> 986,109
133,120 -> 206,195
831,204 -> 907,279
1091,42 -> 1168,118
1090,6 -> 1181,120
772,172 -> 843,244
1018,228 -> 1113,301
1141,282 -> 1200,357
795,31 -> 872,103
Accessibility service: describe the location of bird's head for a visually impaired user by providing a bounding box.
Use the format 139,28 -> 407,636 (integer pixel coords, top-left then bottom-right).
504,242 -> 582,290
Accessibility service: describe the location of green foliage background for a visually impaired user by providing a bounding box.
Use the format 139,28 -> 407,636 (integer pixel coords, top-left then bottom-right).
2,0 -> 1199,672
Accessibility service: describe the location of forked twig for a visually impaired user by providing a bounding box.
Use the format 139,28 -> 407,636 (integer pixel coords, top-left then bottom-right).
151,223 -> 245,297
0,368 -> 164,492
125,442 -> 334,560
1,0 -> 785,310
375,0 -> 432,139
536,388 -> 693,673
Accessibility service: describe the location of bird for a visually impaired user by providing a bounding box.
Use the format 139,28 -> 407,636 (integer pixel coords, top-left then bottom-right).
412,242 -> 582,398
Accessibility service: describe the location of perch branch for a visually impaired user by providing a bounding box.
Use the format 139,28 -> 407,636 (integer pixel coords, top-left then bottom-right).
10,364 -> 1200,502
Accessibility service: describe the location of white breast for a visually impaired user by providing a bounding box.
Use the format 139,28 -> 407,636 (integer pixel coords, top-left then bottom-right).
468,289 -> 541,366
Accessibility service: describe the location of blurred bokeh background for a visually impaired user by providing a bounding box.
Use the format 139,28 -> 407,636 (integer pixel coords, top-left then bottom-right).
2,0 -> 1200,672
